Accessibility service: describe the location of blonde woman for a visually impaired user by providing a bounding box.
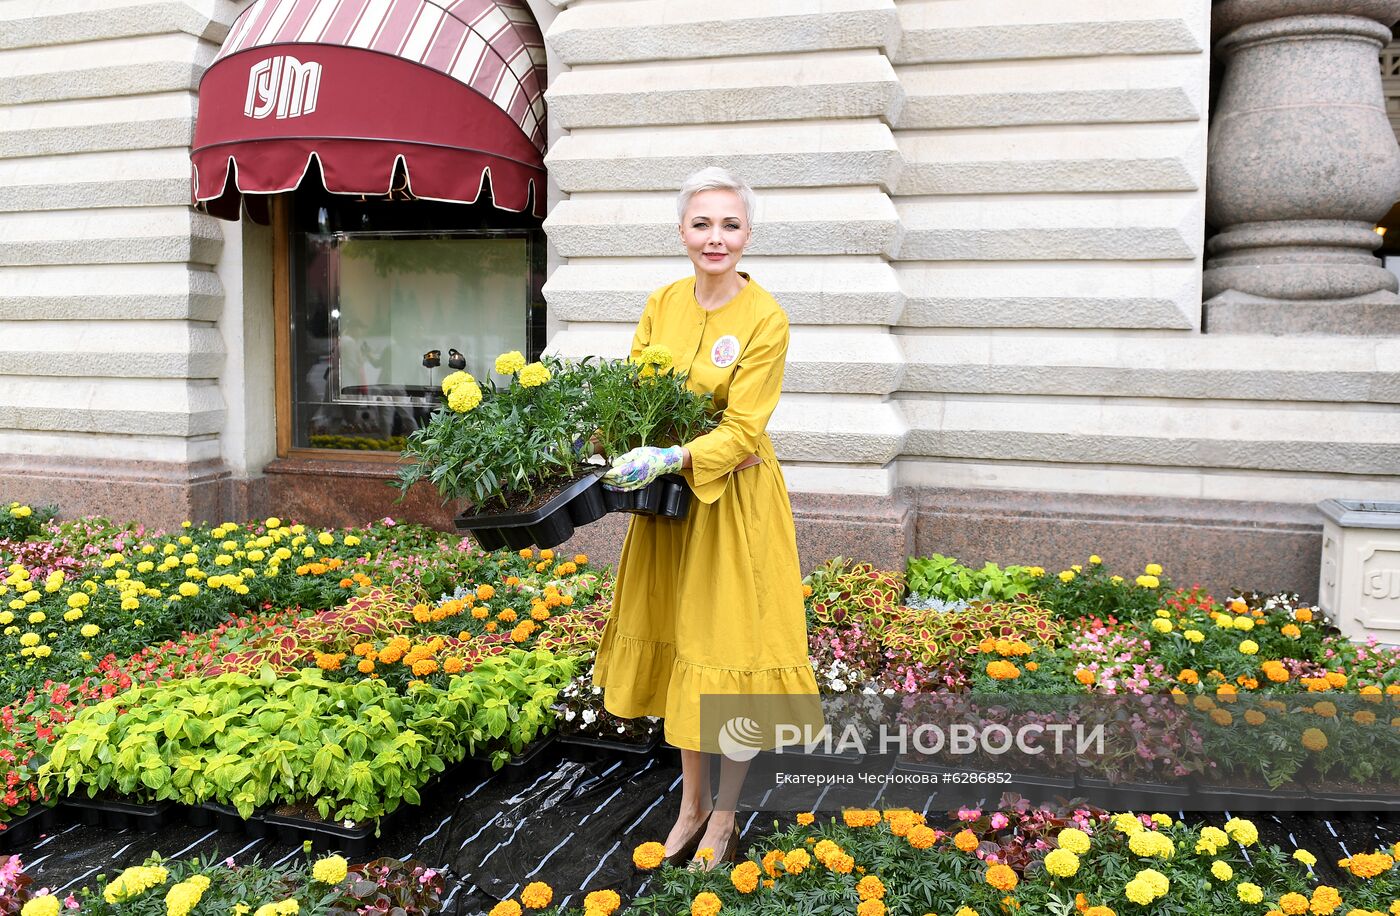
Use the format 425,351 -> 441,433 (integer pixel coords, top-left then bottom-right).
592,167 -> 821,869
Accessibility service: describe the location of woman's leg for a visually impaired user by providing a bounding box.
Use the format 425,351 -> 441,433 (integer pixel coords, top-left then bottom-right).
663,748 -> 713,854
692,754 -> 750,867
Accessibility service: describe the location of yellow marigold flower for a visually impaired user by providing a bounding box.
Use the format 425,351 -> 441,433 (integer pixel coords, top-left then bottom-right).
1224,818 -> 1258,846
1211,861 -> 1233,881
66,592 -> 89,609
1234,616 -> 1255,632
441,370 -> 475,395
1045,848 -> 1080,877
1058,828 -> 1092,854
637,344 -> 673,368
986,864 -> 1018,891
1239,639 -> 1259,655
520,882 -> 552,909
1136,574 -> 1160,588
632,842 -> 666,870
1084,908 -> 1116,916
1302,728 -> 1328,751
1113,814 -> 1145,835
690,891 -> 721,916
488,902 -> 521,916
448,380 -> 483,412
312,855 -> 348,885
955,909 -> 979,916
730,861 -> 760,894
1152,619 -> 1172,634
1059,570 -> 1076,583
1294,849 -> 1317,868
104,865 -> 170,903
495,351 -> 526,375
1128,830 -> 1174,858
857,875 -> 886,900
81,624 -> 100,638
518,362 -> 550,388
1089,554 -> 1103,564
1280,893 -> 1310,914
1145,563 -> 1163,575
1237,883 -> 1264,904
20,897 -> 60,916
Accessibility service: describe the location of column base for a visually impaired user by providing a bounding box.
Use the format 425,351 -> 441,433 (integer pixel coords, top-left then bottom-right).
1204,289 -> 1400,335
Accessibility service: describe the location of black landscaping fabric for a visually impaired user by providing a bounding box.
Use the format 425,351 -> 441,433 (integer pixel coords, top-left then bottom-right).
10,745 -> 1400,915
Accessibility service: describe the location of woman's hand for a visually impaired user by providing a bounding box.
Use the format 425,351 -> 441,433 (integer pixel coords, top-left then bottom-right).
602,446 -> 686,491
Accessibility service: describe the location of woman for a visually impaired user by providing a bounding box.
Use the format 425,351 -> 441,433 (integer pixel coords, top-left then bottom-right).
592,167 -> 821,870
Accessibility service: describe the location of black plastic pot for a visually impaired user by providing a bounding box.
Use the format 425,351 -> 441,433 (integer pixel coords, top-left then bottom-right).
0,805 -> 61,850
455,469 -> 609,551
600,475 -> 691,519
65,797 -> 174,832
1194,781 -> 1311,812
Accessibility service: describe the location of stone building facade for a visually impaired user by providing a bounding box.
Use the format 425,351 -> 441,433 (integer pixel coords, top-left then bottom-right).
1,0 -> 1397,603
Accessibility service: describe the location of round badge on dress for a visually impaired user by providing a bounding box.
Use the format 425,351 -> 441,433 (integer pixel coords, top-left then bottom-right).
711,335 -> 740,368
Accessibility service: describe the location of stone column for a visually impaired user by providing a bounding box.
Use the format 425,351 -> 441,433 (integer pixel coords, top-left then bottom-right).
1204,0 -> 1400,334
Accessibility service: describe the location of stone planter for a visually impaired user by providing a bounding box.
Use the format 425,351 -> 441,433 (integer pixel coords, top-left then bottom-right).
1317,499 -> 1400,644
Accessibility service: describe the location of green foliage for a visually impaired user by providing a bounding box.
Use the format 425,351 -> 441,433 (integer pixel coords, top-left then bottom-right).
1031,559 -> 1168,623
574,356 -> 718,458
802,557 -> 904,631
0,502 -> 58,542
395,354 -> 594,510
905,553 -> 1039,602
77,852 -> 341,916
39,649 -> 576,824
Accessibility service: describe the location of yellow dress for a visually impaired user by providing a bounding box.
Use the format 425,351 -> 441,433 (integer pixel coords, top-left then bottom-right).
591,273 -> 821,752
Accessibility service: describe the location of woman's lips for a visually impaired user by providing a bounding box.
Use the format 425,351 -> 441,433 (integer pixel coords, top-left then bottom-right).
703,253 -> 727,261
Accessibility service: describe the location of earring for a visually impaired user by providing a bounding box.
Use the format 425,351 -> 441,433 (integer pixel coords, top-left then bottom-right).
447,348 -> 466,370
422,349 -> 441,368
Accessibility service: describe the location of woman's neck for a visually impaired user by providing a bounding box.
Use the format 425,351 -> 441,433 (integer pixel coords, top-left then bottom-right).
694,270 -> 747,310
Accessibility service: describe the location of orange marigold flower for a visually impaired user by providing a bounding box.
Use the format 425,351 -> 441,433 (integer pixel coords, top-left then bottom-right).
857,902 -> 886,916
1279,892 -> 1308,915
1302,727 -> 1328,752
443,657 -> 465,675
829,853 -> 854,874
1309,885 -> 1341,915
856,875 -> 886,901
477,584 -> 496,600
1084,908 -> 1116,916
498,609 -> 518,623
986,863 -> 1017,891
843,809 -> 881,828
1075,668 -> 1095,686
1179,669 -> 1199,685
1325,671 -> 1348,688
796,812 -> 814,826
583,890 -> 620,916
339,578 -> 353,588
632,842 -> 666,870
986,660 -> 1020,680
485,622 -> 497,632
352,643 -> 375,656
1346,852 -> 1393,878
356,658 -> 375,674
488,901 -> 521,916
908,825 -> 937,849
472,607 -> 489,619
954,830 -> 979,853
730,861 -> 759,894
783,848 -> 811,874
1294,608 -> 1313,623
762,849 -> 786,878
977,638 -> 998,654
1244,709 -> 1267,726
521,882 -> 553,909
1210,709 -> 1233,726
574,554 -> 588,565
690,891 -> 721,916
504,576 -> 520,586
316,652 -> 344,671
1281,624 -> 1301,638
411,659 -> 438,676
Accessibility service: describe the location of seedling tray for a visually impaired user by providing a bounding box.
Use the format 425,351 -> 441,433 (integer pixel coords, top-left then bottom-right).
557,729 -> 664,761
1076,775 -> 1192,812
455,469 -> 609,551
601,474 -> 690,519
64,797 -> 175,832
0,805 -> 61,850
262,808 -> 375,858
186,801 -> 268,837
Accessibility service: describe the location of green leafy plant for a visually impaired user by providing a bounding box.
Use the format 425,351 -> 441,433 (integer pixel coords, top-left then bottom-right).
905,553 -> 1039,602
0,502 -> 57,542
575,350 -> 718,458
395,354 -> 595,511
77,851 -> 351,916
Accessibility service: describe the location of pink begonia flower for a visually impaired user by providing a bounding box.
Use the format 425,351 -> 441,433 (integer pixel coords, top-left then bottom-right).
990,813 -> 1009,830
63,895 -> 78,910
957,808 -> 981,821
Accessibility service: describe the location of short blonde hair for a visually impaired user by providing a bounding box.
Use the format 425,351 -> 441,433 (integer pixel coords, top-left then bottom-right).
676,166 -> 755,227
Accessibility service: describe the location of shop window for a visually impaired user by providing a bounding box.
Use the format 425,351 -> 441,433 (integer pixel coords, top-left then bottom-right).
283,171 -> 545,455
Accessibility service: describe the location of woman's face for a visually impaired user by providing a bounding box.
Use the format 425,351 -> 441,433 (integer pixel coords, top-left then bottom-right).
680,189 -> 751,278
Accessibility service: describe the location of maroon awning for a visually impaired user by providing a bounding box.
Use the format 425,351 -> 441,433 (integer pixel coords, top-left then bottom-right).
192,0 -> 546,221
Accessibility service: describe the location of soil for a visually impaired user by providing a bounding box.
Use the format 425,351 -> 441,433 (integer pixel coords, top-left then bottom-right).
463,470 -> 596,519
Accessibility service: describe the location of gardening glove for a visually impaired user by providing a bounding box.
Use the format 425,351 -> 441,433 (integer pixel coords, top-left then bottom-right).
601,446 -> 685,491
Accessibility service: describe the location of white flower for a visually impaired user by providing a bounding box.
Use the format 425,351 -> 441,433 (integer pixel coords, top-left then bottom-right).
581,709 -> 597,725
830,679 -> 848,692
564,709 -> 576,721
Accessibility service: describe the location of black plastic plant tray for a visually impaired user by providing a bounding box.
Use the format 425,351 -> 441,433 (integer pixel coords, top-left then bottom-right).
0,805 -> 61,850
501,734 -> 559,784
1077,775 -> 1192,812
262,808 -> 374,858
1193,782 -> 1311,812
557,729 -> 663,761
601,475 -> 691,519
186,801 -> 268,837
455,469 -> 608,551
65,797 -> 175,832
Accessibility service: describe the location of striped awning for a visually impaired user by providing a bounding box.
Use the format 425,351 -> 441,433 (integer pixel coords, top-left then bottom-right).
192,0 -> 547,221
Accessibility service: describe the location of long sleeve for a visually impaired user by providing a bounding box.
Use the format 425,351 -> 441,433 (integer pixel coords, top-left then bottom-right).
683,310 -> 787,504
629,291 -> 658,359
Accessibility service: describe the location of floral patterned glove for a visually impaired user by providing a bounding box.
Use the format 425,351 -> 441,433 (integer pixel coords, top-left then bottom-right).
601,446 -> 685,491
